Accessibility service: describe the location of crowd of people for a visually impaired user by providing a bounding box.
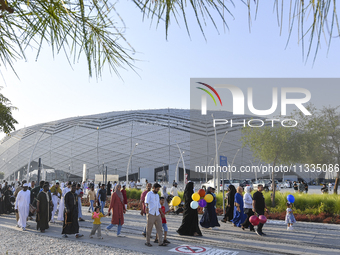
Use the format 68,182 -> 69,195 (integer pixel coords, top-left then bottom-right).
321,182 -> 334,194
1,178 -> 298,248
293,181 -> 309,193
0,178 -> 177,247
220,184 -> 269,236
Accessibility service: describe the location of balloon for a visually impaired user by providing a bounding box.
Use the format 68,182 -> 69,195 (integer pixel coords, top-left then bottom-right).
192,193 -> 200,202
172,196 -> 181,206
287,194 -> 295,203
258,215 -> 267,224
204,194 -> 214,203
198,199 -> 207,208
198,189 -> 206,197
190,201 -> 199,209
249,215 -> 260,226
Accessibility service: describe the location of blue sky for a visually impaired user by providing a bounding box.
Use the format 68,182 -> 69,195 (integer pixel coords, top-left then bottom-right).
1,1 -> 339,133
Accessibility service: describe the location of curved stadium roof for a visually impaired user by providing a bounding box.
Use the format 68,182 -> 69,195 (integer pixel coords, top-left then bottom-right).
0,109 -> 320,182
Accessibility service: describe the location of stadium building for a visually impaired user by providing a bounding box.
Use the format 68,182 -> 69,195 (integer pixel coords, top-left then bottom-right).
0,109 -> 327,183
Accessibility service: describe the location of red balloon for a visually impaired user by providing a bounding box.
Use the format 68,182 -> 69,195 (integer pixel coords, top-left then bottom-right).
198,189 -> 206,197
249,215 -> 260,226
258,215 -> 267,224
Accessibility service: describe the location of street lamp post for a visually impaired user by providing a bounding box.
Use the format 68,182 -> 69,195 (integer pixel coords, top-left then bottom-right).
212,117 -> 229,194
175,151 -> 185,183
175,142 -> 186,185
250,160 -> 261,183
212,114 -> 219,191
126,143 -> 138,184
217,130 -> 228,193
26,128 -> 48,181
206,157 -> 214,182
229,148 -> 241,180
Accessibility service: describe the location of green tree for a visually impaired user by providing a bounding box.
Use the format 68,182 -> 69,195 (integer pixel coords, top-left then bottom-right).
0,90 -> 18,134
0,1 -> 339,78
291,105 -> 340,194
241,124 -> 302,207
0,171 -> 4,179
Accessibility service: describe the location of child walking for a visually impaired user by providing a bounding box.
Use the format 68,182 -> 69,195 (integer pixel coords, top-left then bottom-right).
90,206 -> 106,239
154,197 -> 170,244
285,202 -> 296,231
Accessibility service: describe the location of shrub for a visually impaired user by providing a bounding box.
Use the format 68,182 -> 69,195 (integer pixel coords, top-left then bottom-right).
323,217 -> 334,224
123,187 -> 340,224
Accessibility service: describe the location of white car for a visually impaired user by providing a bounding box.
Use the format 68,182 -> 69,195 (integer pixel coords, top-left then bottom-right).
268,180 -> 281,191
219,180 -> 231,191
280,181 -> 290,188
201,179 -> 230,191
253,180 -> 270,192
230,179 -> 240,189
201,179 -> 216,191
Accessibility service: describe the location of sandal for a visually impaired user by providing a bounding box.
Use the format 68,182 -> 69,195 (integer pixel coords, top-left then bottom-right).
159,243 -> 168,246
145,243 -> 152,247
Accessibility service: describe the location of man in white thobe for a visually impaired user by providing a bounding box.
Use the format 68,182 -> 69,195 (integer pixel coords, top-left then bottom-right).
50,182 -> 62,223
15,183 -> 31,231
57,181 -> 71,221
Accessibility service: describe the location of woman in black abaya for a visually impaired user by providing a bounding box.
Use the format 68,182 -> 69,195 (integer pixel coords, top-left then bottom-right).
221,185 -> 236,223
177,182 -> 202,236
200,187 -> 220,229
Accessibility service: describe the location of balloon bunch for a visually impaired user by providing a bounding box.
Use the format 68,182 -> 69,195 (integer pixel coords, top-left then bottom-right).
249,214 -> 267,226
190,189 -> 214,209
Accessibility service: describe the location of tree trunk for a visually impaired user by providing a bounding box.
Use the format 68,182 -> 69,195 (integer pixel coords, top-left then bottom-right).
334,171 -> 339,195
334,158 -> 340,194
271,154 -> 279,207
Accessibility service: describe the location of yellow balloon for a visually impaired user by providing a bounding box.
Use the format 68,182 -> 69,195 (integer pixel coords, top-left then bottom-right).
172,196 -> 181,206
192,193 -> 200,202
204,194 -> 214,203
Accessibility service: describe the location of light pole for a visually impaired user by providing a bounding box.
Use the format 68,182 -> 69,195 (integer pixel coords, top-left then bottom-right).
250,160 -> 261,183
212,114 -> 219,191
229,148 -> 240,180
175,151 -> 185,183
126,143 -> 138,184
206,157 -> 214,182
212,115 -> 229,194
26,128 -> 48,181
175,141 -> 186,185
217,130 -> 228,193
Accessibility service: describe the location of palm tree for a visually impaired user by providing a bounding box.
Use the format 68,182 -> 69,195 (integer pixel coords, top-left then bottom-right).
0,0 -> 338,78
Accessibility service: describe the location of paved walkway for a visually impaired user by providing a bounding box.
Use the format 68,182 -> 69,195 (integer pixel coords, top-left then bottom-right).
0,207 -> 339,255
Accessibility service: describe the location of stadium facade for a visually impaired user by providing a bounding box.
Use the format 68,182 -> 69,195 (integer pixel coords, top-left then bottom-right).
0,109 -> 327,183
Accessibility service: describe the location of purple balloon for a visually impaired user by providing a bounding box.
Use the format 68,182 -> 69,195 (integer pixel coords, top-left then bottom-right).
198,199 -> 207,208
